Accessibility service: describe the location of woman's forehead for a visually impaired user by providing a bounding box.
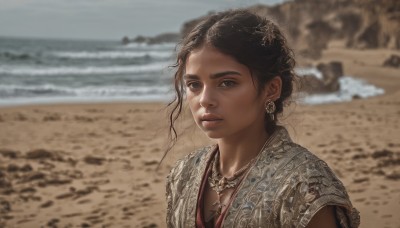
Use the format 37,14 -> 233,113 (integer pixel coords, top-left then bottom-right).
185,45 -> 249,75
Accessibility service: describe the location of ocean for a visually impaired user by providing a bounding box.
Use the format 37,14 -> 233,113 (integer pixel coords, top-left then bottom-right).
0,37 -> 176,106
0,36 -> 384,106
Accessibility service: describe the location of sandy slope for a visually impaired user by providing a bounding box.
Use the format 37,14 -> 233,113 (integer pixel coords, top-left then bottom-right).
0,48 -> 399,228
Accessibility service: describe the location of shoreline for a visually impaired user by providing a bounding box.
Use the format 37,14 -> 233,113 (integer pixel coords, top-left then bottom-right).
1,48 -> 398,109
0,99 -> 169,109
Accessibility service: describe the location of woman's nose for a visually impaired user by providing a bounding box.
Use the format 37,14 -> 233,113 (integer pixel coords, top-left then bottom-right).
199,86 -> 217,108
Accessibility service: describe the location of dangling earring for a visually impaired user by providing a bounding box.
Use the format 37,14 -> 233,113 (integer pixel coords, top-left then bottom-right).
265,100 -> 276,121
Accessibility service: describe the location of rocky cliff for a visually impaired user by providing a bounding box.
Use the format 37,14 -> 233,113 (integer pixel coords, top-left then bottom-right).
180,0 -> 400,59
122,32 -> 180,45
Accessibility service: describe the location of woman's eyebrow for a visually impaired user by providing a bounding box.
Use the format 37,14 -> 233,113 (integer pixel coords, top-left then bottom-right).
183,74 -> 199,80
210,71 -> 242,79
183,71 -> 242,80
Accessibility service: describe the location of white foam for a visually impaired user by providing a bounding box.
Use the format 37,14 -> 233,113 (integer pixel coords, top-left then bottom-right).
52,50 -> 173,59
0,61 -> 172,76
0,95 -> 173,107
295,67 -> 323,79
0,84 -> 174,107
301,76 -> 385,104
0,84 -> 171,96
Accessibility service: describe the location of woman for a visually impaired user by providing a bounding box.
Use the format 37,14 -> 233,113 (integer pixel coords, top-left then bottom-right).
165,9 -> 360,228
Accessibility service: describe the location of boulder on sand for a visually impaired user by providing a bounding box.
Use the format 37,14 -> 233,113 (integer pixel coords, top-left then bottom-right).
383,54 -> 400,68
299,61 -> 344,94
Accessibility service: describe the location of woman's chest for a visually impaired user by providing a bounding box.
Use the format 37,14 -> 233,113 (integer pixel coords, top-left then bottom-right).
198,173 -> 288,228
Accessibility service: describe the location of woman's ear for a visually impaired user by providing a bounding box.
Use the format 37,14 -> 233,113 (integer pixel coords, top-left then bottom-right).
263,76 -> 282,101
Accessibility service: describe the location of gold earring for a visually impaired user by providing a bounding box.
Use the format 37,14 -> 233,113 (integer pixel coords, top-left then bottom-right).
265,100 -> 276,121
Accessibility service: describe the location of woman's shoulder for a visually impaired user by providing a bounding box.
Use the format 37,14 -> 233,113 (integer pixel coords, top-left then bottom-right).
268,126 -> 340,176
166,145 -> 214,182
165,145 -> 214,226
282,141 -> 349,197
277,141 -> 361,228
279,140 -> 340,179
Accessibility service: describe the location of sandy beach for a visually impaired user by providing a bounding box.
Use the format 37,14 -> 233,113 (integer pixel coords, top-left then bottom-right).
1,47 -> 400,227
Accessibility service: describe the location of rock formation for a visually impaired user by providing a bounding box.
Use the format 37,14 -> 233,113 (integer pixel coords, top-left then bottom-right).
383,54 -> 400,68
299,61 -> 344,94
121,36 -> 130,45
123,33 -> 180,45
180,0 -> 400,59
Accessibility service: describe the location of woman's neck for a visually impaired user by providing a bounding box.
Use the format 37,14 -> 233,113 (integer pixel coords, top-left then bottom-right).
216,127 -> 269,177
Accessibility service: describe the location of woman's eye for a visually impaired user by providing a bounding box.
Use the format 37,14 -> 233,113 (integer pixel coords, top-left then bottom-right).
186,81 -> 201,90
220,80 -> 236,87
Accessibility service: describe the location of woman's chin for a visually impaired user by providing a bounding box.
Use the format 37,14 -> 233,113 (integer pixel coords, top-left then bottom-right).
202,128 -> 229,139
205,133 -> 222,139
197,127 -> 223,139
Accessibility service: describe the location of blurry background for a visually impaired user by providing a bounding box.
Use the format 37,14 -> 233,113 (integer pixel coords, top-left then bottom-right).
0,0 -> 399,228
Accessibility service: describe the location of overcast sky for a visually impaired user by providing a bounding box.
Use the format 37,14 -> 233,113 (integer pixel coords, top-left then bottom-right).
0,0 -> 285,41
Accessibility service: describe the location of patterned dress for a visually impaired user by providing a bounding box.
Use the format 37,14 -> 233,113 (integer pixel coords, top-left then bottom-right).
166,126 -> 360,228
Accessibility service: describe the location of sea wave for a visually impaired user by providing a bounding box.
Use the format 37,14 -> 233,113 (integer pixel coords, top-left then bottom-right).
0,84 -> 171,97
0,51 -> 33,61
295,67 -> 323,79
0,61 -> 172,76
301,76 -> 385,104
0,95 -> 173,107
52,50 -> 173,59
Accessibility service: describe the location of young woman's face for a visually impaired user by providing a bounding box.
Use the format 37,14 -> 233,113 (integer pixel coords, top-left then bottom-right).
184,45 -> 267,139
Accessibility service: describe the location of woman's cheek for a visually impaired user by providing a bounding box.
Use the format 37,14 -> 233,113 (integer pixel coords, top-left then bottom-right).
186,93 -> 199,116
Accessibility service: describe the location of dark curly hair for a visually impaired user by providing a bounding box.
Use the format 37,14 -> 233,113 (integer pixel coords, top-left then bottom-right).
164,9 -> 296,158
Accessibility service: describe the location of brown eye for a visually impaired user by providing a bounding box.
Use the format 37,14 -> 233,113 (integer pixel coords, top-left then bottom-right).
220,80 -> 236,87
186,81 -> 202,90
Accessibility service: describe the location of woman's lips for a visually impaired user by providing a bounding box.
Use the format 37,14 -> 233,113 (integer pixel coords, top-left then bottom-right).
200,114 -> 223,129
